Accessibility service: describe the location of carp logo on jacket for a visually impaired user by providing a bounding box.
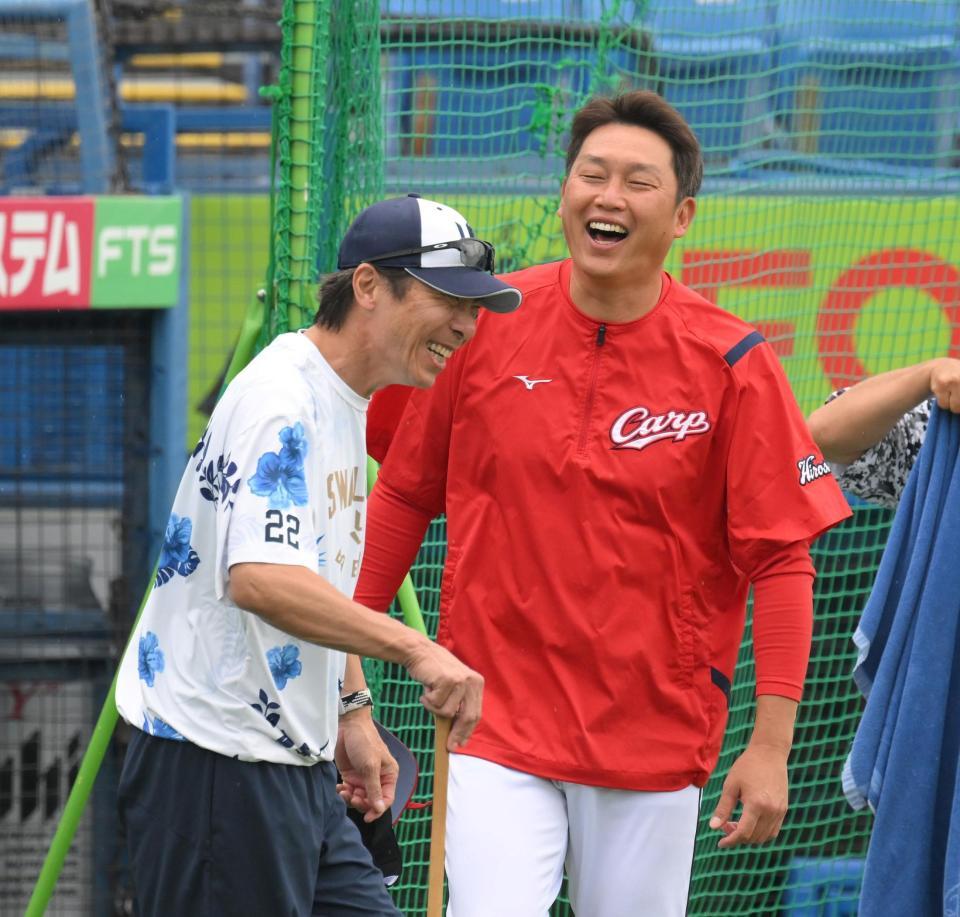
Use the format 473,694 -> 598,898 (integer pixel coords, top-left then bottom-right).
610,406 -> 711,452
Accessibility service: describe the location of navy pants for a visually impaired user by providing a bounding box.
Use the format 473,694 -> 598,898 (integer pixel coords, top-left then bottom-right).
118,728 -> 401,917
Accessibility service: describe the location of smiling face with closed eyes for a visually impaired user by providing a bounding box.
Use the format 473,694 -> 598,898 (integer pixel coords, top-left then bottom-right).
380,278 -> 479,390
559,121 -> 695,310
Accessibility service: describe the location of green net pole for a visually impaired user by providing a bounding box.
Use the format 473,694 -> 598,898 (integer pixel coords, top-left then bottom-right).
223,289 -> 269,388
367,456 -> 428,637
395,576 -> 428,637
285,0 -> 323,330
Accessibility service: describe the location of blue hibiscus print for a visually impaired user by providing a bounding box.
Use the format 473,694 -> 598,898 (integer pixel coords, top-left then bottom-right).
247,424 -> 309,510
142,714 -> 184,741
159,513 -> 192,568
155,513 -> 201,587
138,631 -> 165,687
267,644 -> 303,690
248,453 -> 308,509
279,421 -> 309,465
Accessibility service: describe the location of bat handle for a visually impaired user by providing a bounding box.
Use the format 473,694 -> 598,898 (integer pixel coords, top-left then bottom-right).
426,716 -> 453,917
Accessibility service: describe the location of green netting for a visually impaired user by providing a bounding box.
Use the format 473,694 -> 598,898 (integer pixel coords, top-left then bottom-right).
268,0 -> 960,913
266,0 -> 386,342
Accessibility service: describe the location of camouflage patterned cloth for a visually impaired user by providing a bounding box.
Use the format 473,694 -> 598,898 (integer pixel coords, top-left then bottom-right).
826,389 -> 932,509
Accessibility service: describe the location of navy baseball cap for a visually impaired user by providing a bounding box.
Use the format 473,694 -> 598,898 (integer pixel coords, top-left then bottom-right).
375,720 -> 419,824
343,721 -> 419,888
337,194 -> 522,314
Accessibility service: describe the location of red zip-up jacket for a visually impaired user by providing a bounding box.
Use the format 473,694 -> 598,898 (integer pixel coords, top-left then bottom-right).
357,260 -> 851,790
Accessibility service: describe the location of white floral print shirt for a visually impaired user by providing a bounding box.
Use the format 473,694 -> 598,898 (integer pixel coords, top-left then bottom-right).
116,332 -> 369,763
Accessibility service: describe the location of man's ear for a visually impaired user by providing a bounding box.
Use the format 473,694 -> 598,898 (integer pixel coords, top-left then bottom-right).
351,263 -> 381,313
557,178 -> 566,217
673,197 -> 696,240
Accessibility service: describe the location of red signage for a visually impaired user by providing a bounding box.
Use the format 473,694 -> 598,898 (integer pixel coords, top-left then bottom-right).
682,247 -> 960,387
0,199 -> 94,309
817,249 -> 960,389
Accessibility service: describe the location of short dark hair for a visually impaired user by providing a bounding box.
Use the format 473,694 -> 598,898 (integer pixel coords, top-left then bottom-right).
565,91 -> 703,201
314,266 -> 414,331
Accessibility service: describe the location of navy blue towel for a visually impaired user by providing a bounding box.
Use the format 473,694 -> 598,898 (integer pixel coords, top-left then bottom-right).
842,405 -> 960,917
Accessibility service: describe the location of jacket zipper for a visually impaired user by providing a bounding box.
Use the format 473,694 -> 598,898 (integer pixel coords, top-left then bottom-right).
577,323 -> 606,456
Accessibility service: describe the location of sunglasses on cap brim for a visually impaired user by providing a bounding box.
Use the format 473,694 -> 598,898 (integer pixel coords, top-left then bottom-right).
358,238 -> 496,273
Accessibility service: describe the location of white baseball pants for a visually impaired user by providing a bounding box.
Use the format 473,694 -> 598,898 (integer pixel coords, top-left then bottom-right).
443,754 -> 701,917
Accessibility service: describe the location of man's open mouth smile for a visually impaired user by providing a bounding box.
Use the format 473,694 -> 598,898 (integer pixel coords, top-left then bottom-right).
587,221 -> 629,245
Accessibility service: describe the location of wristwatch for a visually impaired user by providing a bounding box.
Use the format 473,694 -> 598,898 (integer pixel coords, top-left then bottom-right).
339,688 -> 374,716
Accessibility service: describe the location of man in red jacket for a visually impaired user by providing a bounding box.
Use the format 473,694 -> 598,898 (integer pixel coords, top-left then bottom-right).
356,91 -> 851,916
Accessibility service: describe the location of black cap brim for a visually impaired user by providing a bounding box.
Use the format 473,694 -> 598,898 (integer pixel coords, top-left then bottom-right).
405,267 -> 521,314
375,720 -> 419,824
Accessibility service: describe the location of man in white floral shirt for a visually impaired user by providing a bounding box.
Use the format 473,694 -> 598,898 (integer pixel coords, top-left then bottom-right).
115,195 -> 521,916
808,357 -> 960,507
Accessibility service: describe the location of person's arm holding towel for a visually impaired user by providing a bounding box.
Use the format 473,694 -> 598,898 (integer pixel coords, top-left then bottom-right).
809,358 -> 960,464
808,358 -> 960,509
